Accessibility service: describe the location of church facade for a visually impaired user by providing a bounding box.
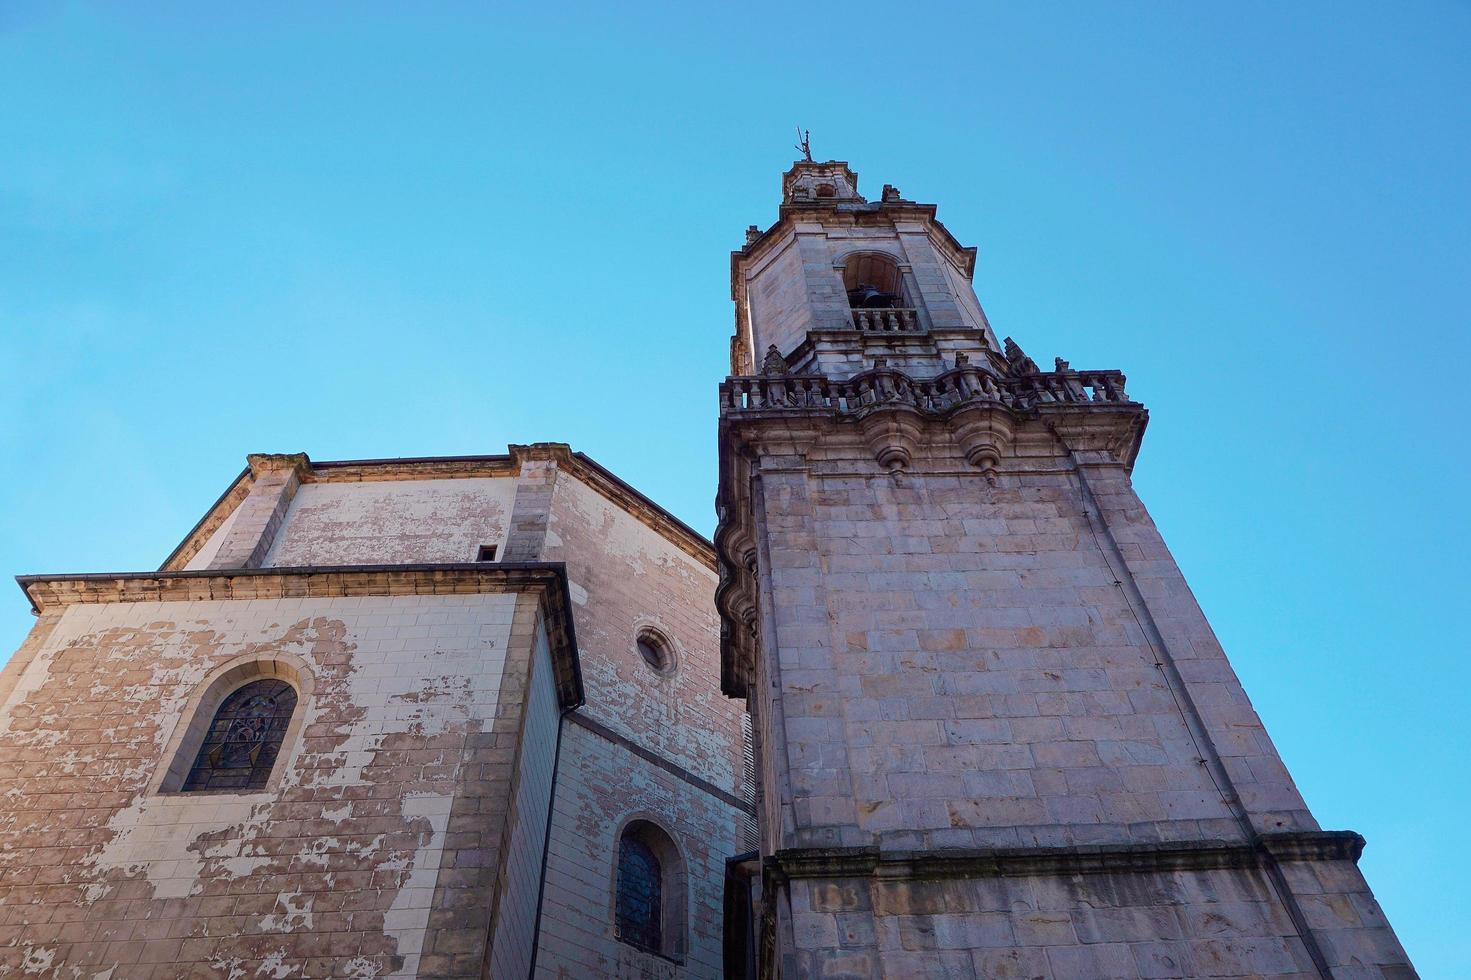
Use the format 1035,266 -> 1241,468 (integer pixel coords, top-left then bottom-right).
1,447 -> 753,977
0,161 -> 1413,978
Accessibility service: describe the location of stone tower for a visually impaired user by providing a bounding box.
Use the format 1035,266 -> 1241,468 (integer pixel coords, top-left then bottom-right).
715,162 -> 1414,978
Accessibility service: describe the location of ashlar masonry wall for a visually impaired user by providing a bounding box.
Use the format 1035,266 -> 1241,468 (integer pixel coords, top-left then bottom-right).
535,724 -> 744,979
787,863 -> 1386,978
544,473 -> 742,795
754,447 -> 1311,853
745,437 -> 1413,978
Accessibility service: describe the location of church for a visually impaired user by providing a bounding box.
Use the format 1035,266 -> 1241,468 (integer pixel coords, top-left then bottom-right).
0,161 -> 1414,978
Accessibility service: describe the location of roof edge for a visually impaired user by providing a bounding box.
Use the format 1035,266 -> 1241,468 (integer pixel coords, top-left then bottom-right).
18,561 -> 585,709
160,446 -> 715,576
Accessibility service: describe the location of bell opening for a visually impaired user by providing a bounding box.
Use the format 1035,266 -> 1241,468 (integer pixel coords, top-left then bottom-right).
843,254 -> 905,309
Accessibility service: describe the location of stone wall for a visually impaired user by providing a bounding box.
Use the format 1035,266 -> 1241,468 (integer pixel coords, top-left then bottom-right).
544,470 -> 742,795
262,478 -> 517,567
533,722 -> 743,979
745,236 -> 814,370
528,458 -> 755,977
2,447 -> 753,977
735,192 -> 999,373
786,864 -> 1322,978
734,435 -> 1413,977
725,161 -> 1413,977
0,591 -> 533,977
752,454 -> 1303,851
487,624 -> 561,979
0,448 -> 749,978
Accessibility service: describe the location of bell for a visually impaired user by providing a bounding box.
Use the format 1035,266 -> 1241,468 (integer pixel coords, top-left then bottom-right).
848,284 -> 898,309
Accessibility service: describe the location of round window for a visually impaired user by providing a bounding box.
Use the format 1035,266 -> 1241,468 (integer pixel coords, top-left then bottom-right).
636,631 -> 674,674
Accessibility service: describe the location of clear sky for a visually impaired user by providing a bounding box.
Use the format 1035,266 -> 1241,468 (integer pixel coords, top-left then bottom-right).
2,2 -> 1467,972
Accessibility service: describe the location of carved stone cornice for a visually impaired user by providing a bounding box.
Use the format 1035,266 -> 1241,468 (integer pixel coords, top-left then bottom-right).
246,452 -> 313,481
858,404 -> 925,473
510,442 -> 575,466
764,832 -> 1368,884
721,364 -> 1135,417
718,365 -> 1145,476
1041,403 -> 1150,470
307,456 -> 521,482
714,362 -> 1148,697
16,562 -> 585,708
1258,830 -> 1368,864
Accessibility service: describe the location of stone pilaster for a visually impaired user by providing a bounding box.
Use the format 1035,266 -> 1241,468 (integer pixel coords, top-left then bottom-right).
502,444 -> 568,562
206,453 -> 311,570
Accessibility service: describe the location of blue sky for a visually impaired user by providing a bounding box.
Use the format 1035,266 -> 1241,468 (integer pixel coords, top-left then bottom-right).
2,2 -> 1467,971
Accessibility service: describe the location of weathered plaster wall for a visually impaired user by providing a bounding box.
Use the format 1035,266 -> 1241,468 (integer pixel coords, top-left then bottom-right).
0,592 -> 522,978
3,453 -> 745,978
262,478 -> 517,567
543,472 -> 741,797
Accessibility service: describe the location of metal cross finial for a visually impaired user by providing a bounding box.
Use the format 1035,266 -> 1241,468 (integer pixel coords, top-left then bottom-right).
795,127 -> 812,162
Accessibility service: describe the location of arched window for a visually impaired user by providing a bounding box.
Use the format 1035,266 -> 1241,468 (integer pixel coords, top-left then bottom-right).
181,678 -> 297,792
616,834 -> 662,953
615,820 -> 686,960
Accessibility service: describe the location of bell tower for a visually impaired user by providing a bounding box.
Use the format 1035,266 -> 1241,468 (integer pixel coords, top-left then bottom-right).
717,161 -> 1413,977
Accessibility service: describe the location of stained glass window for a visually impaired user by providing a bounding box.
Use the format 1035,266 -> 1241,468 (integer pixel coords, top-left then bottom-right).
181,679 -> 297,792
616,833 -> 663,954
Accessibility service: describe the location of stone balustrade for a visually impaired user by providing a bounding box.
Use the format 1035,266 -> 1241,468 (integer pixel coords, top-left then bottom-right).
850,307 -> 921,332
720,365 -> 1131,417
